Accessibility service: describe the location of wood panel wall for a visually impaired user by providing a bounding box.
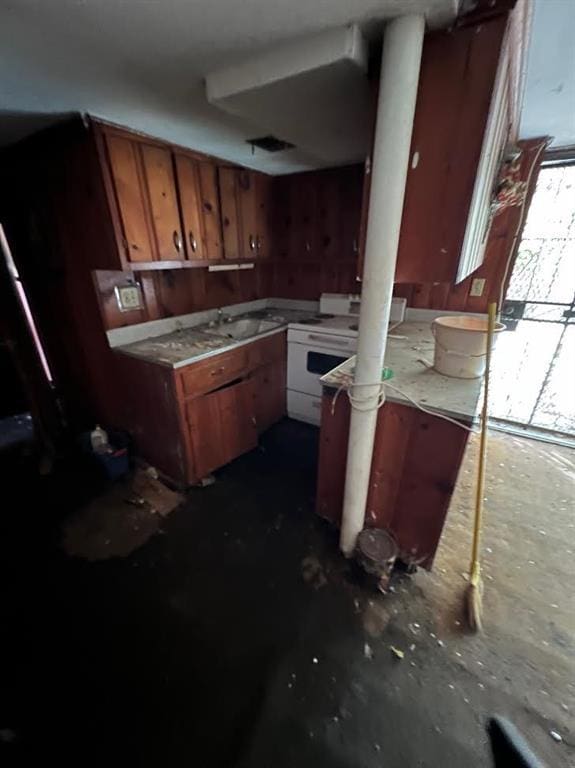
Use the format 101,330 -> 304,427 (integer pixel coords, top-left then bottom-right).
94,267 -> 264,330
392,138 -> 547,313
94,258 -> 359,331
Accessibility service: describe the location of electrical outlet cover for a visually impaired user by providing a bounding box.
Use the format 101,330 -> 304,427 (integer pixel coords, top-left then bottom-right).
469,278 -> 486,298
115,284 -> 144,312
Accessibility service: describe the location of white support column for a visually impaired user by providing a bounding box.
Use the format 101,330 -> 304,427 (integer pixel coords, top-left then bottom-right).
340,14 -> 425,556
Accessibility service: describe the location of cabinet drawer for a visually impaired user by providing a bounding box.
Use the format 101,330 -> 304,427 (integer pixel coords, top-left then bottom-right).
247,332 -> 287,370
180,347 -> 248,398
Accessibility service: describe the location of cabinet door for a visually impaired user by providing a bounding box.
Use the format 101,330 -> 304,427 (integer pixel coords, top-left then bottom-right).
197,161 -> 223,260
253,360 -> 286,433
185,378 -> 257,479
219,168 -> 272,260
338,164 -> 363,265
186,391 -> 226,479
174,154 -> 205,260
218,378 -> 258,463
104,134 -> 154,262
394,17 -> 507,283
218,167 -> 241,260
317,170 -> 340,261
288,172 -> 317,259
237,169 -> 259,258
255,173 -> 272,259
140,144 -> 185,261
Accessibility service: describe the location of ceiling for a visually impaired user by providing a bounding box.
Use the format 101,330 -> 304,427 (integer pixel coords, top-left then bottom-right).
519,0 -> 575,149
0,0 -> 458,173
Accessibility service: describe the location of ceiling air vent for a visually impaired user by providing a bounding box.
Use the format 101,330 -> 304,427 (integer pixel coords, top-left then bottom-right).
246,135 -> 295,153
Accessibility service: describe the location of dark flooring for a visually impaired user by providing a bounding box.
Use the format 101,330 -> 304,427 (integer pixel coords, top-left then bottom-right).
1,420 -> 573,767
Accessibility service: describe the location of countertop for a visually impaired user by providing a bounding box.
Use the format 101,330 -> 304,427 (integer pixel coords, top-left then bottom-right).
116,313 -> 482,421
114,308 -> 314,369
320,322 -> 482,422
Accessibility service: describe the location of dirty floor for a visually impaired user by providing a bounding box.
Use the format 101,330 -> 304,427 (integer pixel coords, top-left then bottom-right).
2,421 -> 573,767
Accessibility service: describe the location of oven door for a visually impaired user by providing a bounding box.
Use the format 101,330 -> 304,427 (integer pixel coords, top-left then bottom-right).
287,342 -> 352,397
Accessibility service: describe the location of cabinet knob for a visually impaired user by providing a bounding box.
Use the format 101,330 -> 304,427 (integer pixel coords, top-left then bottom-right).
249,234 -> 256,251
173,230 -> 182,253
189,231 -> 197,253
256,235 -> 262,251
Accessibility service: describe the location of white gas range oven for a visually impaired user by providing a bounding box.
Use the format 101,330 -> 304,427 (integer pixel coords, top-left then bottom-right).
287,293 -> 405,425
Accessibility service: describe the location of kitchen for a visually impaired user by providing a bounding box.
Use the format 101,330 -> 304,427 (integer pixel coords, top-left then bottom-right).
2,5 -> 524,566
2,0 -> 574,765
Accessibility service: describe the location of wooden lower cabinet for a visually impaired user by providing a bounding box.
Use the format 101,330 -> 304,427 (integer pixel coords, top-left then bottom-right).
316,388 -> 470,569
179,338 -> 285,483
185,378 -> 258,478
252,359 -> 287,434
115,332 -> 287,486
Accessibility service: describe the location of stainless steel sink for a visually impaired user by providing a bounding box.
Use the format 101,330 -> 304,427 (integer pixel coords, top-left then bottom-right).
204,318 -> 282,340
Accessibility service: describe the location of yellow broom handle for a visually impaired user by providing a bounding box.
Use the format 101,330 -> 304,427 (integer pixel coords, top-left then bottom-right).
470,302 -> 497,570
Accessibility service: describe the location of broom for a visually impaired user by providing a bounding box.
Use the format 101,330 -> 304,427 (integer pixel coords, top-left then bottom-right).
466,301 -> 498,633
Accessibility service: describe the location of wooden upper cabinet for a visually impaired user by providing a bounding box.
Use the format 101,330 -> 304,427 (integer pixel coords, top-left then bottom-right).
95,122 -> 272,269
317,170 -> 341,261
219,166 -> 242,260
272,166 -> 362,265
140,144 -> 184,261
104,134 -> 155,263
237,169 -> 259,258
99,125 -> 224,267
219,167 -> 273,260
173,153 -> 206,260
254,173 -> 272,258
393,16 -> 508,284
175,153 -> 226,262
196,160 -> 223,260
288,172 -> 318,259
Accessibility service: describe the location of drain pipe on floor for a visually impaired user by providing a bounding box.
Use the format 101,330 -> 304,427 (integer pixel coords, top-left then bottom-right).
340,15 -> 425,556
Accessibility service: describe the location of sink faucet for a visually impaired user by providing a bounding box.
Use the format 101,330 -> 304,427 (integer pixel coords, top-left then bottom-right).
216,308 -> 233,325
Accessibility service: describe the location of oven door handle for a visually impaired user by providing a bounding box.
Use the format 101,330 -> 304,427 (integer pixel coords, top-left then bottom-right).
306,334 -> 353,347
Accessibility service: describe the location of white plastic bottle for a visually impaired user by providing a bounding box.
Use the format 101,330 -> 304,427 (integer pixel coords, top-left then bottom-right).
90,425 -> 109,454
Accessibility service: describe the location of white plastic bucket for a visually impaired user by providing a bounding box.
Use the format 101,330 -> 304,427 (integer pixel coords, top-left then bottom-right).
432,315 -> 505,379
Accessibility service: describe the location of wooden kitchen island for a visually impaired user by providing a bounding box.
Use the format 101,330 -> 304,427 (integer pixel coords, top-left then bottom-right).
316,322 -> 482,570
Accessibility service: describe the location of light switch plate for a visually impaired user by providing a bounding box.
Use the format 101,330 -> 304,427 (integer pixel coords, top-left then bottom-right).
469,278 -> 486,298
115,283 -> 144,312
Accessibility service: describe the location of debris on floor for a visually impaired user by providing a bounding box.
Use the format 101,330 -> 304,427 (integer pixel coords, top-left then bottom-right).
131,467 -> 183,517
10,421 -> 573,767
390,645 -> 405,660
362,598 -> 391,638
62,468 -> 183,560
301,554 -> 328,589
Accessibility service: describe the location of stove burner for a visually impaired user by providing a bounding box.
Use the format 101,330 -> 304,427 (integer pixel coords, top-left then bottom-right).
298,312 -> 336,326
249,310 -> 271,319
